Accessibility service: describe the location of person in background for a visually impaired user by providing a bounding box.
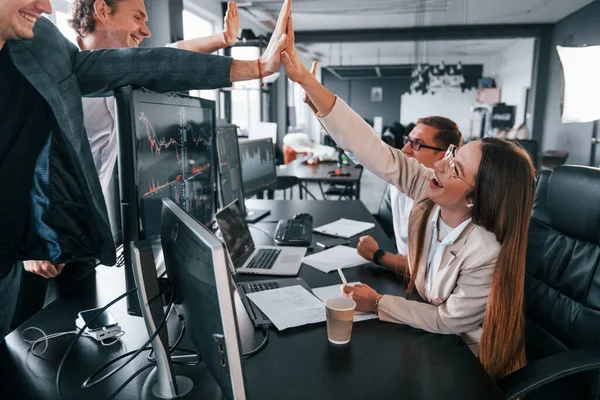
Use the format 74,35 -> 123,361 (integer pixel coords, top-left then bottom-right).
0,0 -> 291,338
281,16 -> 535,380
14,0 -> 243,328
356,118 -> 462,275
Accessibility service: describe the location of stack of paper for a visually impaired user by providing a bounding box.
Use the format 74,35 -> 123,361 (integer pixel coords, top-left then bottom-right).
313,218 -> 375,239
246,283 -> 378,331
246,285 -> 326,331
303,245 -> 369,273
312,282 -> 378,322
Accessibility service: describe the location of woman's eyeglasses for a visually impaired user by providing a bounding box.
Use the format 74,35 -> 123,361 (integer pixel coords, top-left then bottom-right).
403,136 -> 447,152
437,145 -> 475,188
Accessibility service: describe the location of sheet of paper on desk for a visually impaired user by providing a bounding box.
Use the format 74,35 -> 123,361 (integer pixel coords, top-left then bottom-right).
312,282 -> 379,322
303,245 -> 369,273
246,285 -> 326,331
313,218 -> 375,239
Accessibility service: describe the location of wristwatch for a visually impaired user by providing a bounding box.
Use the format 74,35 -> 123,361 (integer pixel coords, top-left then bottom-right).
372,249 -> 386,265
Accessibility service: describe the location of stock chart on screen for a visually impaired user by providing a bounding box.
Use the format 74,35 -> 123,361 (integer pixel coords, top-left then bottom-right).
135,100 -> 215,238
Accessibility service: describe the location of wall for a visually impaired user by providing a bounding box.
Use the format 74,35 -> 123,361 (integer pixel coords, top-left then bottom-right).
540,0 -> 600,166
321,69 -> 411,128
485,39 -> 535,128
143,0 -> 184,47
400,90 -> 477,136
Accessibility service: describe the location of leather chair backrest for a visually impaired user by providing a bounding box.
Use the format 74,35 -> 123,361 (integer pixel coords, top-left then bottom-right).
525,165 -> 600,398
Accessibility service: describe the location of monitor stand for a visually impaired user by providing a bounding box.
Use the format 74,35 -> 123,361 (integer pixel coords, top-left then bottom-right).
131,241 -> 194,399
245,208 -> 270,223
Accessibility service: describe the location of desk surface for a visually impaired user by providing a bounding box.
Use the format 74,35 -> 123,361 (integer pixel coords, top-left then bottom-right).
3,200 -> 503,400
277,160 -> 362,183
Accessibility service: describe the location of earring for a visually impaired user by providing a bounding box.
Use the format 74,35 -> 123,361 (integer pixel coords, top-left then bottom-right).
467,203 -> 473,209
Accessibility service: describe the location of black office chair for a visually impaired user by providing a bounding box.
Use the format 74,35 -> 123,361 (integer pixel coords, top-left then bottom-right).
267,176 -> 300,200
497,165 -> 600,400
372,185 -> 396,243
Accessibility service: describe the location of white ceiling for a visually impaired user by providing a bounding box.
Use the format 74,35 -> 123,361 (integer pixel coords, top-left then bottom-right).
239,0 -> 594,31
310,39 -> 525,65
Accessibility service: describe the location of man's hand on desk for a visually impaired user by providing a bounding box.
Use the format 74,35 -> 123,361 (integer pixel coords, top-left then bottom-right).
357,235 -> 379,261
23,260 -> 65,279
343,283 -> 379,313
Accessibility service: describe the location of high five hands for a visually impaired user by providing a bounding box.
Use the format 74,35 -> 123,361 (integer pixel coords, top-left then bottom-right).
260,0 -> 292,76
280,12 -> 312,83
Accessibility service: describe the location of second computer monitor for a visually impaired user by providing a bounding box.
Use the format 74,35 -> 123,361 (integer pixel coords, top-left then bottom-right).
216,124 -> 245,209
238,138 -> 277,198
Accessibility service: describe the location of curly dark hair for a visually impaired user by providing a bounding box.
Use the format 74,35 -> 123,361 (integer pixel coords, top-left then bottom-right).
68,0 -> 125,37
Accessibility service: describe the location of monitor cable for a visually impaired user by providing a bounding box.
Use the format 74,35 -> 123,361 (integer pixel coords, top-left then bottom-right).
22,326 -> 124,358
242,327 -> 270,359
55,287 -> 138,400
81,284 -> 176,390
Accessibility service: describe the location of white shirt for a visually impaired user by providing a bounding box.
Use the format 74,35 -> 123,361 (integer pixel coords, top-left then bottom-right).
346,151 -> 415,256
389,184 -> 413,256
83,97 -> 117,193
426,206 -> 472,297
80,42 -> 176,194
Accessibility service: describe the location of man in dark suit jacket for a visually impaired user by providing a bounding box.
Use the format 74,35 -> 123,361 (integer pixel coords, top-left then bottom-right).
0,0 -> 291,337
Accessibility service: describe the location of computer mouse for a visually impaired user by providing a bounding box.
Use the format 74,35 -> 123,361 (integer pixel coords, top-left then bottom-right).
293,213 -> 313,222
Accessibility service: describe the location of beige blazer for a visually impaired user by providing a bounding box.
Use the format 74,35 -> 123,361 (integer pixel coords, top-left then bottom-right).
320,98 -> 501,353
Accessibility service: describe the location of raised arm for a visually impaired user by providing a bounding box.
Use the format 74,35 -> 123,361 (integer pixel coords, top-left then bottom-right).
281,17 -> 432,200
73,0 -> 291,96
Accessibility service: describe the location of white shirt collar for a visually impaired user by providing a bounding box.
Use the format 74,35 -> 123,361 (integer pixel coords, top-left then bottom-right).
430,206 -> 472,246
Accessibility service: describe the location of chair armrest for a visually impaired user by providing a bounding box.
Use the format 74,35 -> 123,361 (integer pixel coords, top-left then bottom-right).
497,347 -> 600,399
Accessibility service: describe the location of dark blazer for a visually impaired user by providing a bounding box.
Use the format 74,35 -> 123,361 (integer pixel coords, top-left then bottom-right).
5,17 -> 233,266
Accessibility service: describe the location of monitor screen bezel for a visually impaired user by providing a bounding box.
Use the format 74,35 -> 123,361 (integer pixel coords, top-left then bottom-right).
216,123 -> 246,211
115,86 -> 217,316
161,198 -> 247,400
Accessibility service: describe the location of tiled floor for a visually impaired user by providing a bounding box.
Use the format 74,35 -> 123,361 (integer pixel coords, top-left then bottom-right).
269,167 -> 388,214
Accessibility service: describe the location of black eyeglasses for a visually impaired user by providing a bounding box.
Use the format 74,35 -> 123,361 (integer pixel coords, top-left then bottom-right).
403,136 -> 446,152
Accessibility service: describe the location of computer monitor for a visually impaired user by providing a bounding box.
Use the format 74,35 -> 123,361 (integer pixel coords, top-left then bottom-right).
115,86 -> 217,315
160,198 -> 247,400
238,138 -> 277,198
216,124 -> 245,209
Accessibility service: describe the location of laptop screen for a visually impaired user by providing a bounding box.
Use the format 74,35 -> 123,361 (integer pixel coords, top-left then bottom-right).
215,199 -> 255,269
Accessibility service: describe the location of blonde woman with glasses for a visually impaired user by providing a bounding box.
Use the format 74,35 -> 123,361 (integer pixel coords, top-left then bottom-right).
280,15 -> 536,381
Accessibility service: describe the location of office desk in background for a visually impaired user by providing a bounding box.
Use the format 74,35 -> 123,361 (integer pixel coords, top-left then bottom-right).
1,200 -> 503,400
277,160 -> 363,200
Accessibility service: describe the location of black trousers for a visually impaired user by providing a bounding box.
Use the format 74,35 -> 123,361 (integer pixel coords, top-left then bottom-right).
7,260 -> 97,336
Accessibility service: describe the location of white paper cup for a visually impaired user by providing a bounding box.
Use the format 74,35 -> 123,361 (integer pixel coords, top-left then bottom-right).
325,297 -> 356,345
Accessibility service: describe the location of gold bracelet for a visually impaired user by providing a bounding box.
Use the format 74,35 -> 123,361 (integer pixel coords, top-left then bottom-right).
374,294 -> 384,314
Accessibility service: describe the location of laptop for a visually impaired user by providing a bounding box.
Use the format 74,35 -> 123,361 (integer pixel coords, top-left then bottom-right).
236,277 -> 312,328
215,199 -> 307,276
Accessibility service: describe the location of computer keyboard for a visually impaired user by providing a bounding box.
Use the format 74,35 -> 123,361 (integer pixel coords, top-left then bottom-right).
274,219 -> 313,246
246,248 -> 281,270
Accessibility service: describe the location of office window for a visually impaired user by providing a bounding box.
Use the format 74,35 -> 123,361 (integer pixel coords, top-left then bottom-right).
231,47 -> 261,130
182,10 -> 217,101
288,80 -> 308,130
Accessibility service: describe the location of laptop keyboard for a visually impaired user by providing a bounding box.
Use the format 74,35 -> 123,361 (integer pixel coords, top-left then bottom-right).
247,281 -> 280,293
246,281 -> 280,321
246,248 -> 281,270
